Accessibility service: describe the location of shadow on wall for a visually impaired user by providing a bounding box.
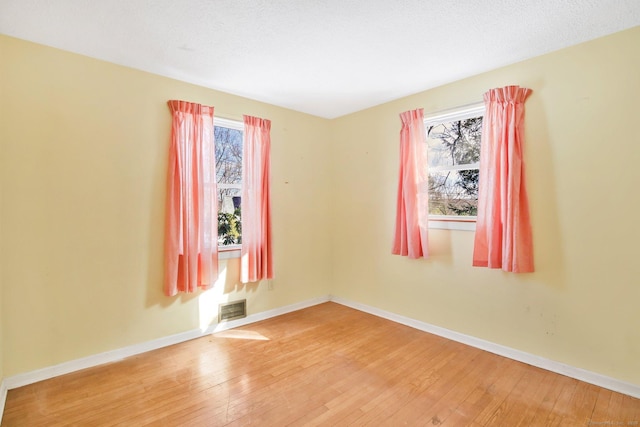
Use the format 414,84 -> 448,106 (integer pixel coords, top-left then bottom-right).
221,257 -> 259,295
427,229 -> 454,264
525,84 -> 567,290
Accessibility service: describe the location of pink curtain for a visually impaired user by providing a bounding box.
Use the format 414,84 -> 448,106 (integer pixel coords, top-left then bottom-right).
164,100 -> 218,296
241,115 -> 274,283
473,86 -> 534,272
392,108 -> 429,259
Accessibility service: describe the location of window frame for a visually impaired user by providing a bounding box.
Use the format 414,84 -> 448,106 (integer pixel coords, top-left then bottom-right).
424,102 -> 484,231
214,116 -> 244,257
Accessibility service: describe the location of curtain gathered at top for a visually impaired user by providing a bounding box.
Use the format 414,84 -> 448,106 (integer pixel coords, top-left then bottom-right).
392,108 -> 429,259
241,115 -> 274,283
473,86 -> 534,272
164,100 -> 218,296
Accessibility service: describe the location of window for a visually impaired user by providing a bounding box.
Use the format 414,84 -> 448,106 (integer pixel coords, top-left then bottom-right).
424,103 -> 484,231
214,117 -> 243,252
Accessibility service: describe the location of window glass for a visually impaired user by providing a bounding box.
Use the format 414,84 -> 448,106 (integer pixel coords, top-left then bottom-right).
425,104 -> 483,224
214,119 -> 243,247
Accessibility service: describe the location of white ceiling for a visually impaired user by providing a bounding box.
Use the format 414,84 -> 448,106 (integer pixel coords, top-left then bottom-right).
1,1 -> 639,118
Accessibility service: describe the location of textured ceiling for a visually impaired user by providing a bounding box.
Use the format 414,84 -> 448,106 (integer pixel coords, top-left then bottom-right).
1,1 -> 639,118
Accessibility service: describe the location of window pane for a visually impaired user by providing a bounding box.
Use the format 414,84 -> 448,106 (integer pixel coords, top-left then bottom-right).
215,124 -> 242,247
428,170 -> 478,216
426,117 -> 482,168
215,126 -> 243,185
218,187 -> 242,246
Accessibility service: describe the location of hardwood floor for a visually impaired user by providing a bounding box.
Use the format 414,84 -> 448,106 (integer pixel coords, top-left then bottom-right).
3,302 -> 639,426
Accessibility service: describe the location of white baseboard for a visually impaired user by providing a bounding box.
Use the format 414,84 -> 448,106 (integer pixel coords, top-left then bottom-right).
330,295 -> 640,399
0,379 -> 7,424
3,295 -> 330,391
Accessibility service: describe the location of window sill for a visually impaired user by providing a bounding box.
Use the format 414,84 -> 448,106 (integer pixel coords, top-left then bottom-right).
219,246 -> 241,260
429,219 -> 476,231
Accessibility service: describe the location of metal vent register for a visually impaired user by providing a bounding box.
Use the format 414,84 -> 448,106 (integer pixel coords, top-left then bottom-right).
218,299 -> 247,322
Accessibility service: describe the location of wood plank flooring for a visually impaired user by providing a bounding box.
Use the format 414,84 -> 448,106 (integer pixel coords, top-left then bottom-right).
3,302 -> 639,426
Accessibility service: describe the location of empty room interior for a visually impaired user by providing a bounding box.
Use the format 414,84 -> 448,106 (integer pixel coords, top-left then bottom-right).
1,1 -> 640,425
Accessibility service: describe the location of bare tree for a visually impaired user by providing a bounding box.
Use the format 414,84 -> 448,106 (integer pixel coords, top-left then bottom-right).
215,126 -> 243,244
427,117 -> 482,216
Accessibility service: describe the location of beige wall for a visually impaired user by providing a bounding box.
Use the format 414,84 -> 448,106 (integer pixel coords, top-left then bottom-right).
330,26 -> 640,385
1,37 -> 6,385
0,260 -> 3,384
1,26 -> 639,386
0,35 -> 332,377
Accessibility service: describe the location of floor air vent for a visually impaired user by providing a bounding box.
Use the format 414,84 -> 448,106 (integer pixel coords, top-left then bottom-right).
218,299 -> 247,322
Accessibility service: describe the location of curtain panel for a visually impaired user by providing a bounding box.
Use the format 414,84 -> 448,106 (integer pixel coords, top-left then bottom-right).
164,100 -> 218,296
392,108 -> 429,259
241,115 -> 274,283
473,86 -> 534,272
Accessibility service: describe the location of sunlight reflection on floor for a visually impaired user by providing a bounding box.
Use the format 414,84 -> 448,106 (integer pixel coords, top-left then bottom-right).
213,330 -> 270,340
